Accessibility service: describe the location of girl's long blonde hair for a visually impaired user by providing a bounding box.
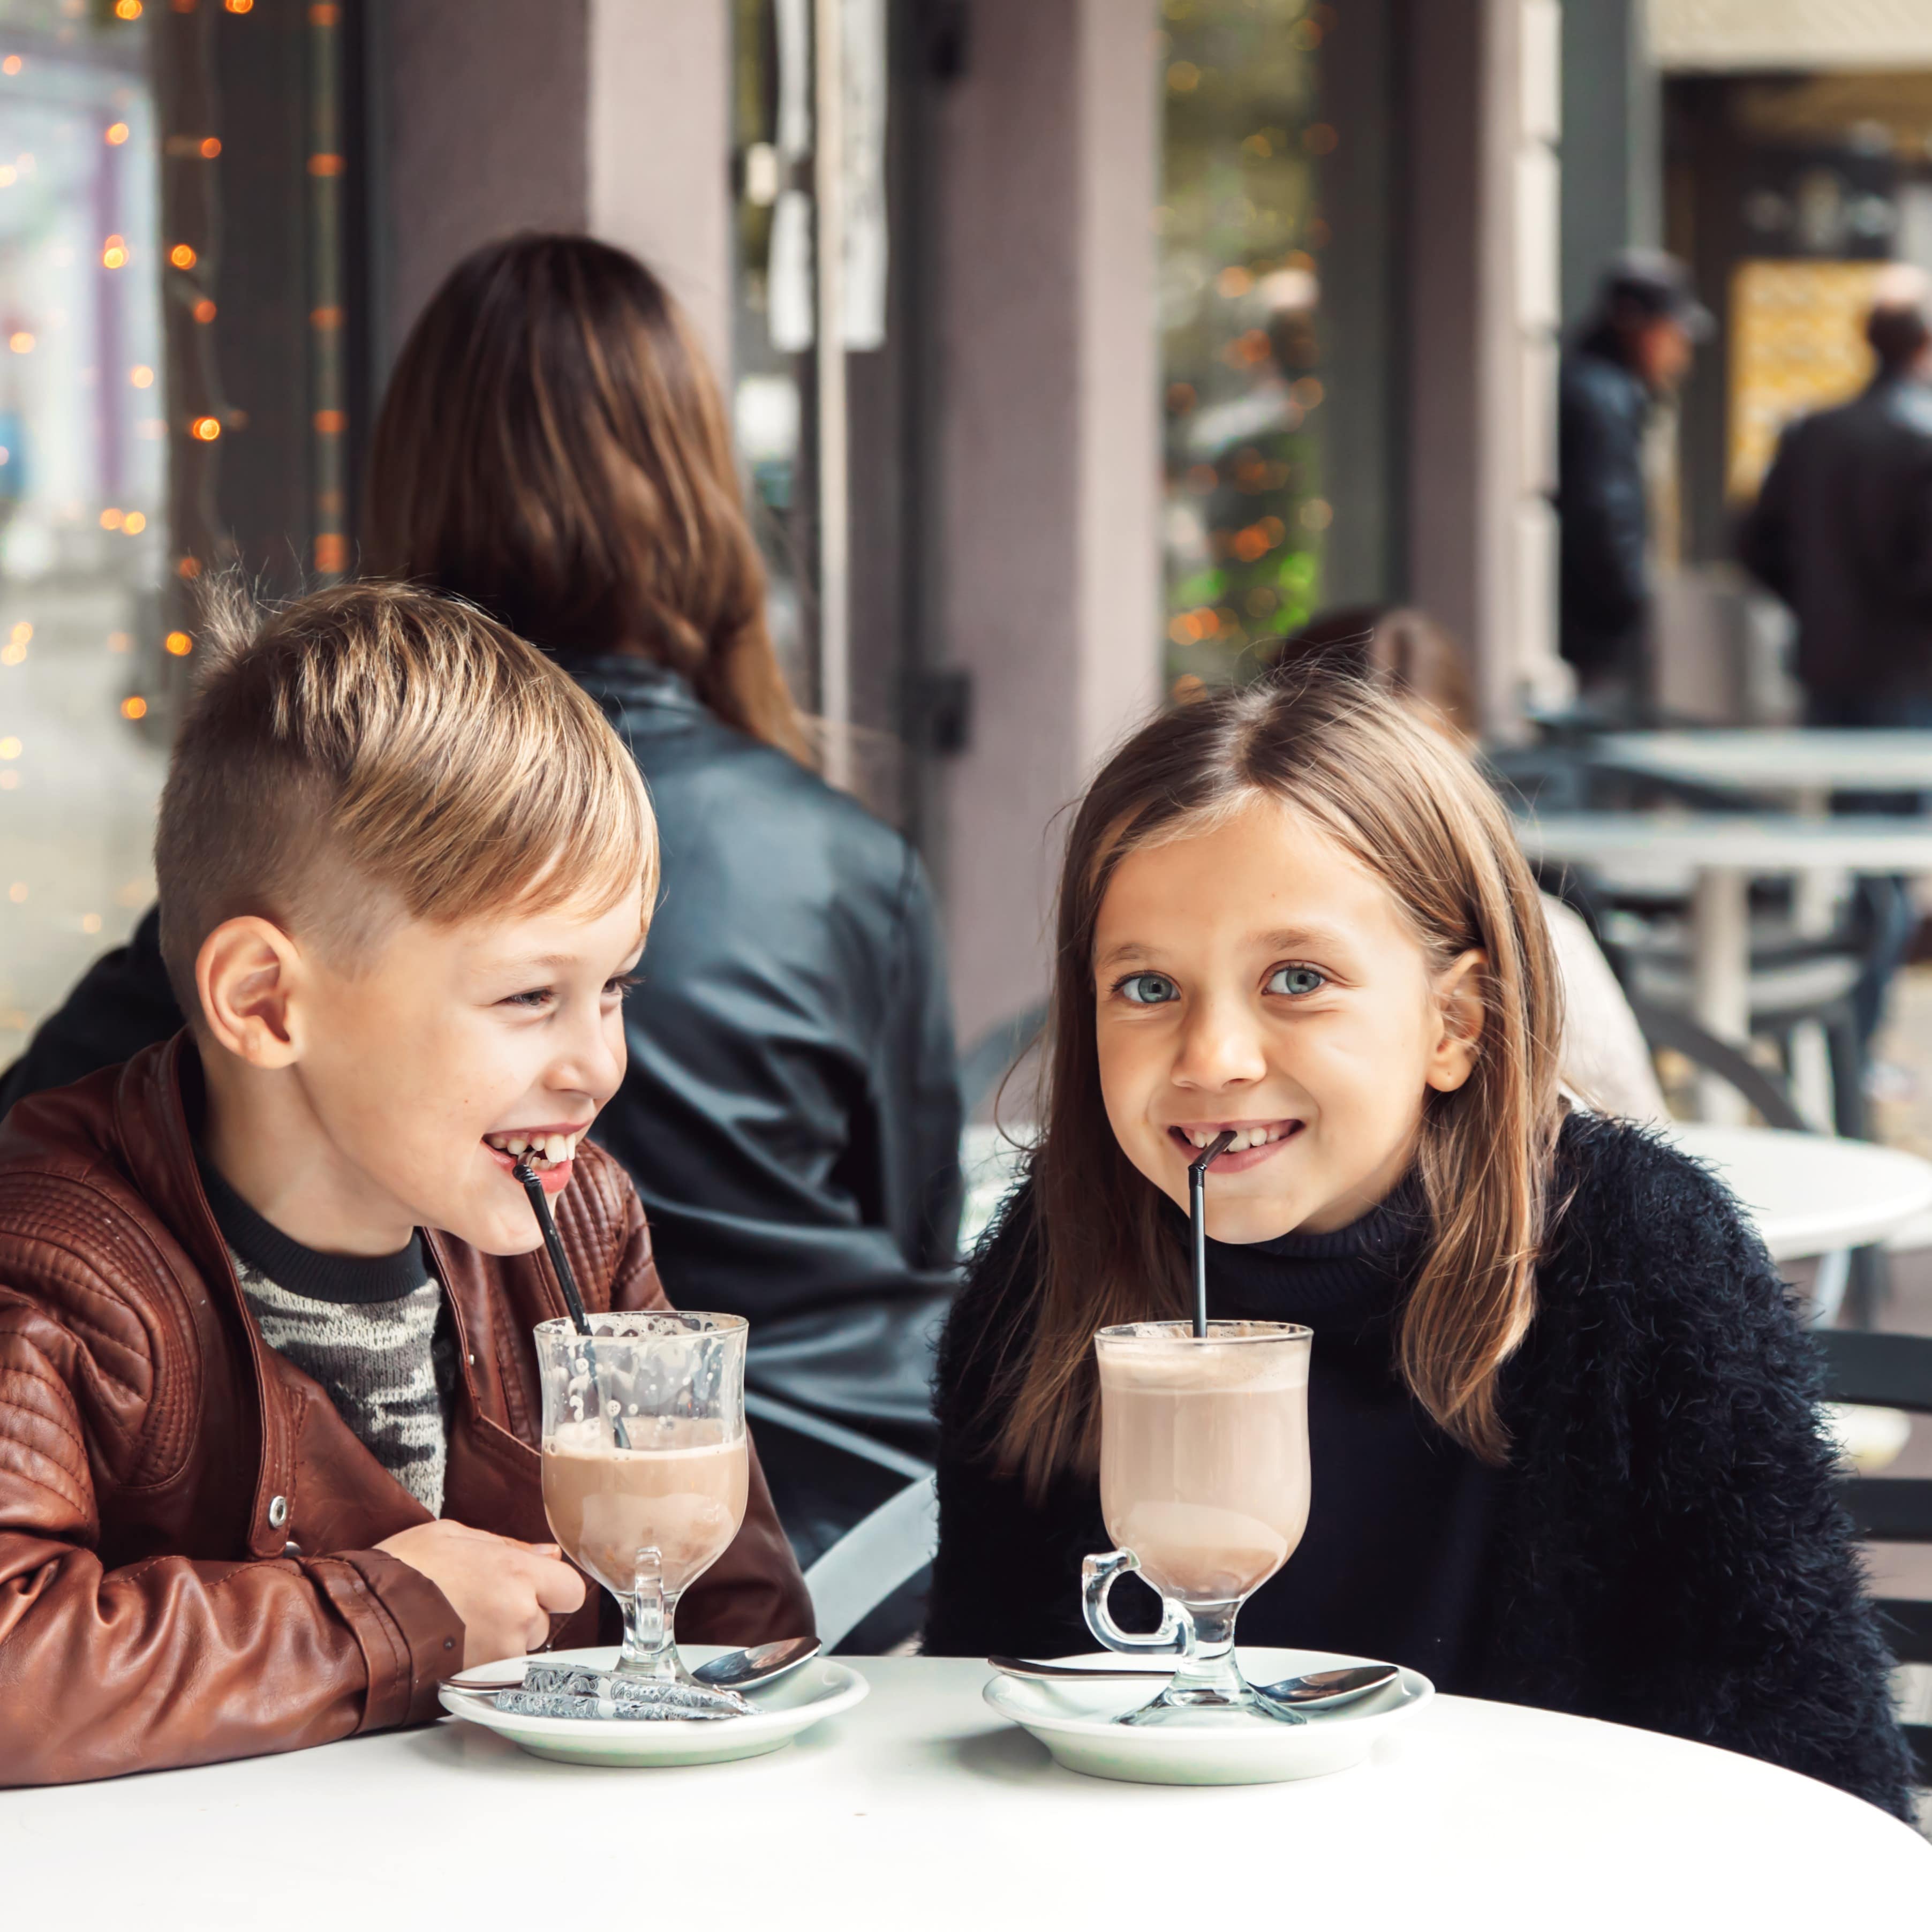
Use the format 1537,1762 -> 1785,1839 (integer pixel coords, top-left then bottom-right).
994,669 -> 1565,1497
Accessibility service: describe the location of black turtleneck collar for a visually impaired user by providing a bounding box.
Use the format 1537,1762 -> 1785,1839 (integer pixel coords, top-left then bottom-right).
1203,1176 -> 1429,1331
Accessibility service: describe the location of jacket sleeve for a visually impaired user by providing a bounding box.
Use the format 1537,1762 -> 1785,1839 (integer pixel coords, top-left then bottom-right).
1611,1153 -> 1916,1820
601,1180 -> 816,1647
1737,426 -> 1799,605
925,1183 -> 1103,1661
1559,372 -> 1650,637
0,1287 -> 459,1786
0,905 -> 181,1119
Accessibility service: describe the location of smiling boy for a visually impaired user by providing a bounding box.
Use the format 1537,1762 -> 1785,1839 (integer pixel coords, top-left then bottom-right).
0,583 -> 810,1784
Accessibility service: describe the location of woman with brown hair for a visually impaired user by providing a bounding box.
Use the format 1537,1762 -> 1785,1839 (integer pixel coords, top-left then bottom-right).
0,236 -> 962,1553
924,668 -> 1911,1817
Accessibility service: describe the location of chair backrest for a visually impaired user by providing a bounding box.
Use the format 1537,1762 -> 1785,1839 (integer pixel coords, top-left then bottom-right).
1815,1329 -> 1932,1785
802,1471 -> 939,1652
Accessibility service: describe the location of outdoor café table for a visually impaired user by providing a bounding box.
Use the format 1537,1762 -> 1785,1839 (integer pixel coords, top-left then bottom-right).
5,1656 -> 1924,1929
1515,811 -> 1932,1121
1668,1122 -> 1932,1262
1593,728 -> 1932,799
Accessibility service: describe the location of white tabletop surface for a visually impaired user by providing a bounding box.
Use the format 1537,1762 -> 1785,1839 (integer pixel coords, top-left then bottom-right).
1594,729 -> 1932,792
4,1657 -> 1922,1928
1515,810 -> 1932,872
1667,1123 -> 1932,1259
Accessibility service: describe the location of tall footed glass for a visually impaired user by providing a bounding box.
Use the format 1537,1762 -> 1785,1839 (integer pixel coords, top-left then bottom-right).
1083,1320 -> 1311,1727
534,1311 -> 749,1687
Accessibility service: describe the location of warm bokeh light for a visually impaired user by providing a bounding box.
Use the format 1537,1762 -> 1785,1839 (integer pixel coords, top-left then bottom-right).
130,366 -> 154,389
99,508 -> 123,530
7,884 -> 26,903
227,0 -> 254,10
1,644 -> 26,669
310,305 -> 343,329
101,236 -> 128,269
2,57 -> 21,76
307,153 -> 344,177
107,632 -> 131,653
123,511 -> 146,534
119,696 -> 147,721
105,122 -> 130,146
200,137 -> 221,159
312,409 -> 345,434
192,298 -> 216,323
1,738 -> 24,760
314,532 -> 348,573
191,416 -> 221,441
176,556 -> 201,580
0,168 -> 15,188
81,913 -> 101,934
11,623 -> 31,647
6,332 -> 31,354
168,243 -> 195,269
114,0 -> 142,18
164,630 -> 192,656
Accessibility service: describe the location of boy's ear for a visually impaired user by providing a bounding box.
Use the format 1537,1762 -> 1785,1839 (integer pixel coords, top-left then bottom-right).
197,917 -> 306,1068
1425,948 -> 1486,1094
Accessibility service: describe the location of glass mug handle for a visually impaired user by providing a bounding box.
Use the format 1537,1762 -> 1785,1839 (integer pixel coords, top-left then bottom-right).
1081,1548 -> 1186,1656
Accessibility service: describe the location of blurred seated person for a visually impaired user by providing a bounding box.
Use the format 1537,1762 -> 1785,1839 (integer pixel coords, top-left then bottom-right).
0,236 -> 963,1558
1558,251 -> 1710,715
1265,606 -> 1668,1122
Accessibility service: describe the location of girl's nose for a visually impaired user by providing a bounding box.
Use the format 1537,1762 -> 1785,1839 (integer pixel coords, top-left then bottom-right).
1172,996 -> 1268,1090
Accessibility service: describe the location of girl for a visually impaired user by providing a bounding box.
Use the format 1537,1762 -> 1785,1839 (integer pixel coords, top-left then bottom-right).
926,669 -> 1912,1818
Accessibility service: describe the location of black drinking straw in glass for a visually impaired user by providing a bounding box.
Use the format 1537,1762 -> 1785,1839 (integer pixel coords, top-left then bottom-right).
514,1157 -> 630,1450
1188,1130 -> 1238,1337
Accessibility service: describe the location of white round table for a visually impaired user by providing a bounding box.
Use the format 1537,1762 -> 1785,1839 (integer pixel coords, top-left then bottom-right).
1516,812 -> 1932,1121
4,1657 -> 1921,1927
1668,1122 -> 1932,1261
1594,728 -> 1932,797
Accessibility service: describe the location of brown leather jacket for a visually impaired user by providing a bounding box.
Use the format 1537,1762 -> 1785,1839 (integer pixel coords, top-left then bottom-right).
0,1037 -> 813,1785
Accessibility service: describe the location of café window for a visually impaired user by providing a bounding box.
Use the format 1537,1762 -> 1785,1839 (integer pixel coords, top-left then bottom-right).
1157,0 -> 1398,698
0,0 -> 363,1061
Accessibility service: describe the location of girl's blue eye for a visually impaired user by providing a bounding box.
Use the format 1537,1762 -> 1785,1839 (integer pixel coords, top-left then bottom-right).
1118,972 -> 1180,1006
1266,964 -> 1327,997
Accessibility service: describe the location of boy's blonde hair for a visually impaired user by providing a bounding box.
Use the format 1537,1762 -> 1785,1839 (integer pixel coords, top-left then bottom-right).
155,580 -> 657,1009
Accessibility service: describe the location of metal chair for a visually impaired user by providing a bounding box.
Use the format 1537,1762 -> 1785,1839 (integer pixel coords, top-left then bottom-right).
1816,1330 -> 1932,1787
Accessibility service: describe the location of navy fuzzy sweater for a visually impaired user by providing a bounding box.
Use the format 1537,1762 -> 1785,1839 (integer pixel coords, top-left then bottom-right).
926,1113 -> 1916,1819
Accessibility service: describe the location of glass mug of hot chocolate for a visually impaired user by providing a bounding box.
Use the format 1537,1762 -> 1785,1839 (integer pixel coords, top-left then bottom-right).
1082,1320 -> 1311,1726
534,1311 -> 750,1686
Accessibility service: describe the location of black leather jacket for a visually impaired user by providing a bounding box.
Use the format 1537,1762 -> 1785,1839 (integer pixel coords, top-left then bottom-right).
1740,374 -> 1932,701
1557,341 -> 1652,676
0,658 -> 962,1455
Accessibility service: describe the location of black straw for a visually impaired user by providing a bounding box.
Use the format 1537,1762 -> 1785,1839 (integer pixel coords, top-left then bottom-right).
1188,1131 -> 1237,1338
515,1159 -> 591,1332
516,1158 -> 630,1451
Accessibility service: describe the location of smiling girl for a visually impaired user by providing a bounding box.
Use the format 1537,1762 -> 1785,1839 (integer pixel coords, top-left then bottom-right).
926,671 -> 1913,1817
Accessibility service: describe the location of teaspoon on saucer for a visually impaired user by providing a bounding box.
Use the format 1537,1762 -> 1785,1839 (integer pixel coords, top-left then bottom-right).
987,1656 -> 1399,1710
450,1635 -> 823,1697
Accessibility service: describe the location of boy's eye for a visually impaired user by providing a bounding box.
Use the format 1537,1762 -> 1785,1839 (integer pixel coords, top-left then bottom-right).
502,987 -> 556,1010
1266,964 -> 1327,997
1116,971 -> 1180,1006
605,972 -> 641,1000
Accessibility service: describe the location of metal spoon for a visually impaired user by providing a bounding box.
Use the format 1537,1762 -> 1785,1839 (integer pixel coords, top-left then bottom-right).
988,1656 -> 1399,1710
448,1635 -> 822,1697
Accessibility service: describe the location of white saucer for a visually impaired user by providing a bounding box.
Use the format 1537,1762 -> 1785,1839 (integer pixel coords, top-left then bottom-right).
983,1647 -> 1432,1786
439,1644 -> 869,1768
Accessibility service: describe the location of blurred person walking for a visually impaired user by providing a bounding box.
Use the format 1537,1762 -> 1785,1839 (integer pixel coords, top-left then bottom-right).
0,236 -> 963,1556
1557,251 -> 1710,712
1740,280 -> 1932,1048
1740,279 -> 1932,727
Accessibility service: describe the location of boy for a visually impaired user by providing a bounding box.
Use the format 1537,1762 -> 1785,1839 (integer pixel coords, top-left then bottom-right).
0,583 -> 811,1784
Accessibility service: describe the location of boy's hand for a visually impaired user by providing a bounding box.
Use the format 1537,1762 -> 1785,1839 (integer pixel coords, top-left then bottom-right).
375,1520 -> 587,1668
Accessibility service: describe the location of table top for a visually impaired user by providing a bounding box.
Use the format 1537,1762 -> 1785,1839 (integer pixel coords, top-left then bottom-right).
1666,1123 -> 1932,1259
1515,809 -> 1932,872
5,1657 -> 1921,1928
1595,728 -> 1932,791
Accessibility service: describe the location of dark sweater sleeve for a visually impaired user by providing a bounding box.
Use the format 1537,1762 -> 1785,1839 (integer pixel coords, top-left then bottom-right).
1593,1134 -> 1915,1819
0,906 -> 182,1118
924,1181 -> 1108,1660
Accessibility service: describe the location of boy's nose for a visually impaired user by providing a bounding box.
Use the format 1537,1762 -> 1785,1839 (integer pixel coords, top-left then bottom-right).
550,1018 -> 626,1103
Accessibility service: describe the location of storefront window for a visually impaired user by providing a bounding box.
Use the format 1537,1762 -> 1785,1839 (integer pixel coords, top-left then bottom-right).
0,0 -> 359,1063
1157,0 -> 1396,697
